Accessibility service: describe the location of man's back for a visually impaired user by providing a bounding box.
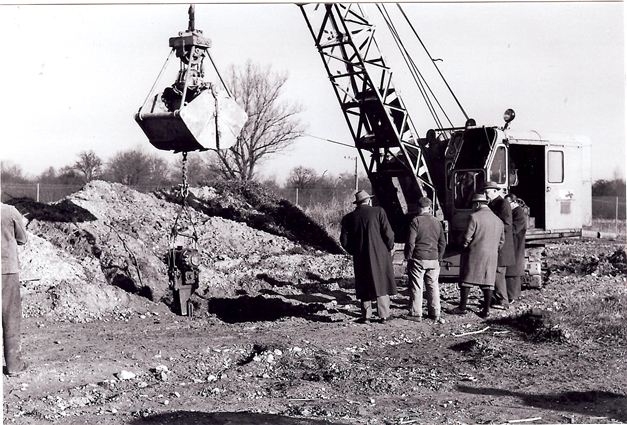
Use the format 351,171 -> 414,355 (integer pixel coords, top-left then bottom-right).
340,205 -> 394,256
405,213 -> 445,261
2,204 -> 27,274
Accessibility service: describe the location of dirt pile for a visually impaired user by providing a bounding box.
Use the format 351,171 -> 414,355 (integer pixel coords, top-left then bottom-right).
10,180 -> 352,322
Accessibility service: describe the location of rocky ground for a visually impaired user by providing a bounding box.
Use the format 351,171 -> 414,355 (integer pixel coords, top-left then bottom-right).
2,181 -> 626,424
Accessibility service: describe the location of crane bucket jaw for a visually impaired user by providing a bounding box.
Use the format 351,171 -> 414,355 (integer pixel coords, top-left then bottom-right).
135,5 -> 247,153
136,90 -> 247,153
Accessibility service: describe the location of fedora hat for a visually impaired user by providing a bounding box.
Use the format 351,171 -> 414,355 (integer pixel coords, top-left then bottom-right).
482,181 -> 499,191
472,193 -> 489,203
353,190 -> 374,204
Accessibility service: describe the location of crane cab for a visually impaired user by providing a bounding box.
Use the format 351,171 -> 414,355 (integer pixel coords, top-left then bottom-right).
442,126 -> 592,244
429,121 -> 592,281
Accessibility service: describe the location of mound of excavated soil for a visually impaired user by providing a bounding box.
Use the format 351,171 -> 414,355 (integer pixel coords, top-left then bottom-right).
10,181 -> 352,322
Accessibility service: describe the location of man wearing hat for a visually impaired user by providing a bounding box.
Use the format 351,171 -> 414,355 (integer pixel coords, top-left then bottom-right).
483,181 -> 516,310
340,190 -> 397,323
404,197 -> 446,323
451,193 -> 504,318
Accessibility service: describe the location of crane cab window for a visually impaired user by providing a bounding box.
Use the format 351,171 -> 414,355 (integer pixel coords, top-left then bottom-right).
489,146 -> 507,184
547,150 -> 564,183
454,170 -> 485,209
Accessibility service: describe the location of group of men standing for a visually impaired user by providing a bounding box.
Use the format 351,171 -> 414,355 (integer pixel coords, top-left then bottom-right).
340,182 -> 527,323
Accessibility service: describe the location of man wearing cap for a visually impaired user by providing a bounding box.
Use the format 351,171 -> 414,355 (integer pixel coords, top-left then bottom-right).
404,197 -> 446,323
451,193 -> 504,318
340,190 -> 397,324
483,181 -> 515,310
2,203 -> 28,376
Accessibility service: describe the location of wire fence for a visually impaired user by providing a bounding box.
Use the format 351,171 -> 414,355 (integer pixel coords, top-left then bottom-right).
2,181 -> 624,222
0,183 -> 167,204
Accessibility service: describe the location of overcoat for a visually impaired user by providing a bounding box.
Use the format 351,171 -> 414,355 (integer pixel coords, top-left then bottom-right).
506,205 -> 528,277
340,204 -> 397,300
459,205 -> 504,285
488,196 -> 516,267
1,203 -> 27,275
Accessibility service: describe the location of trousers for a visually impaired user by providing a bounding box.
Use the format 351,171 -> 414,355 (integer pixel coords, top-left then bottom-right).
493,266 -> 509,307
506,275 -> 522,302
407,259 -> 441,318
361,295 -> 391,319
3,273 -> 24,373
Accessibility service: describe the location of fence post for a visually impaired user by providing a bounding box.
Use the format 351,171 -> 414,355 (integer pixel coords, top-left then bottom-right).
295,187 -> 299,205
616,197 -> 619,234
36,183 -> 40,203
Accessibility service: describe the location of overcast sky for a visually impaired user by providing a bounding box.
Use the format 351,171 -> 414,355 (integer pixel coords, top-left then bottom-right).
0,2 -> 624,184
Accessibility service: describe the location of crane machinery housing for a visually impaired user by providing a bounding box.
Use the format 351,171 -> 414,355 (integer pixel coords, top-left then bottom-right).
136,4 -> 592,290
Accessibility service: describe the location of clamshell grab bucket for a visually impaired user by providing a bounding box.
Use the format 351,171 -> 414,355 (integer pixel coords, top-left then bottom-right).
136,89 -> 248,153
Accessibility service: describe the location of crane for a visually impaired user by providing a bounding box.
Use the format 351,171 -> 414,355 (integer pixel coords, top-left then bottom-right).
300,3 -> 591,286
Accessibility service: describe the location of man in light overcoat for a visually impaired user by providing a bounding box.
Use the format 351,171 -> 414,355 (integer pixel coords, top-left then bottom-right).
2,203 -> 28,376
450,193 -> 504,319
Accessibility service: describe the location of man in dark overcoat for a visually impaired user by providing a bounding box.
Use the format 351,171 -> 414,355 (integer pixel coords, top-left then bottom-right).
505,193 -> 528,303
450,193 -> 504,319
340,190 -> 397,323
2,203 -> 28,376
483,181 -> 515,309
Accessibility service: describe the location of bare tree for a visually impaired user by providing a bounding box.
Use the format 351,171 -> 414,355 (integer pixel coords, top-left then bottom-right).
73,150 -> 103,183
214,60 -> 305,181
0,161 -> 29,183
287,166 -> 318,189
106,148 -> 170,187
171,153 -> 221,186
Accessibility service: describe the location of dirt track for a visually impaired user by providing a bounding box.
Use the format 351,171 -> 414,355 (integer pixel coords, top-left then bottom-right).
2,182 -> 626,424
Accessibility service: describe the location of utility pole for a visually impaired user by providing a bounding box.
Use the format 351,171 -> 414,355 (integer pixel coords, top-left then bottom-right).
344,156 -> 358,191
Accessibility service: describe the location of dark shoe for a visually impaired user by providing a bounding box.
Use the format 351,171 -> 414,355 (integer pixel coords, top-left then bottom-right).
449,307 -> 468,315
405,315 -> 422,322
6,360 -> 29,377
477,310 -> 490,319
356,317 -> 369,324
377,317 -> 389,324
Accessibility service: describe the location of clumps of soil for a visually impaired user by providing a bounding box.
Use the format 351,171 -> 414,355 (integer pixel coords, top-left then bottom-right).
8,197 -> 97,222
497,309 -> 571,343
545,241 -> 626,278
558,248 -> 626,276
156,180 -> 343,254
448,339 -> 506,366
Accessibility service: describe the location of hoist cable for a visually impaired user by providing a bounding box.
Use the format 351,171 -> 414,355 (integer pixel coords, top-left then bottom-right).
396,3 -> 470,121
376,4 -> 441,127
207,50 -> 232,98
377,4 -> 452,129
140,49 -> 175,111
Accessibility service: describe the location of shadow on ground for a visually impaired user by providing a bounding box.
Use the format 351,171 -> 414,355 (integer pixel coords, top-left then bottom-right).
457,385 -> 627,422
208,295 -> 333,323
127,410 -> 349,425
